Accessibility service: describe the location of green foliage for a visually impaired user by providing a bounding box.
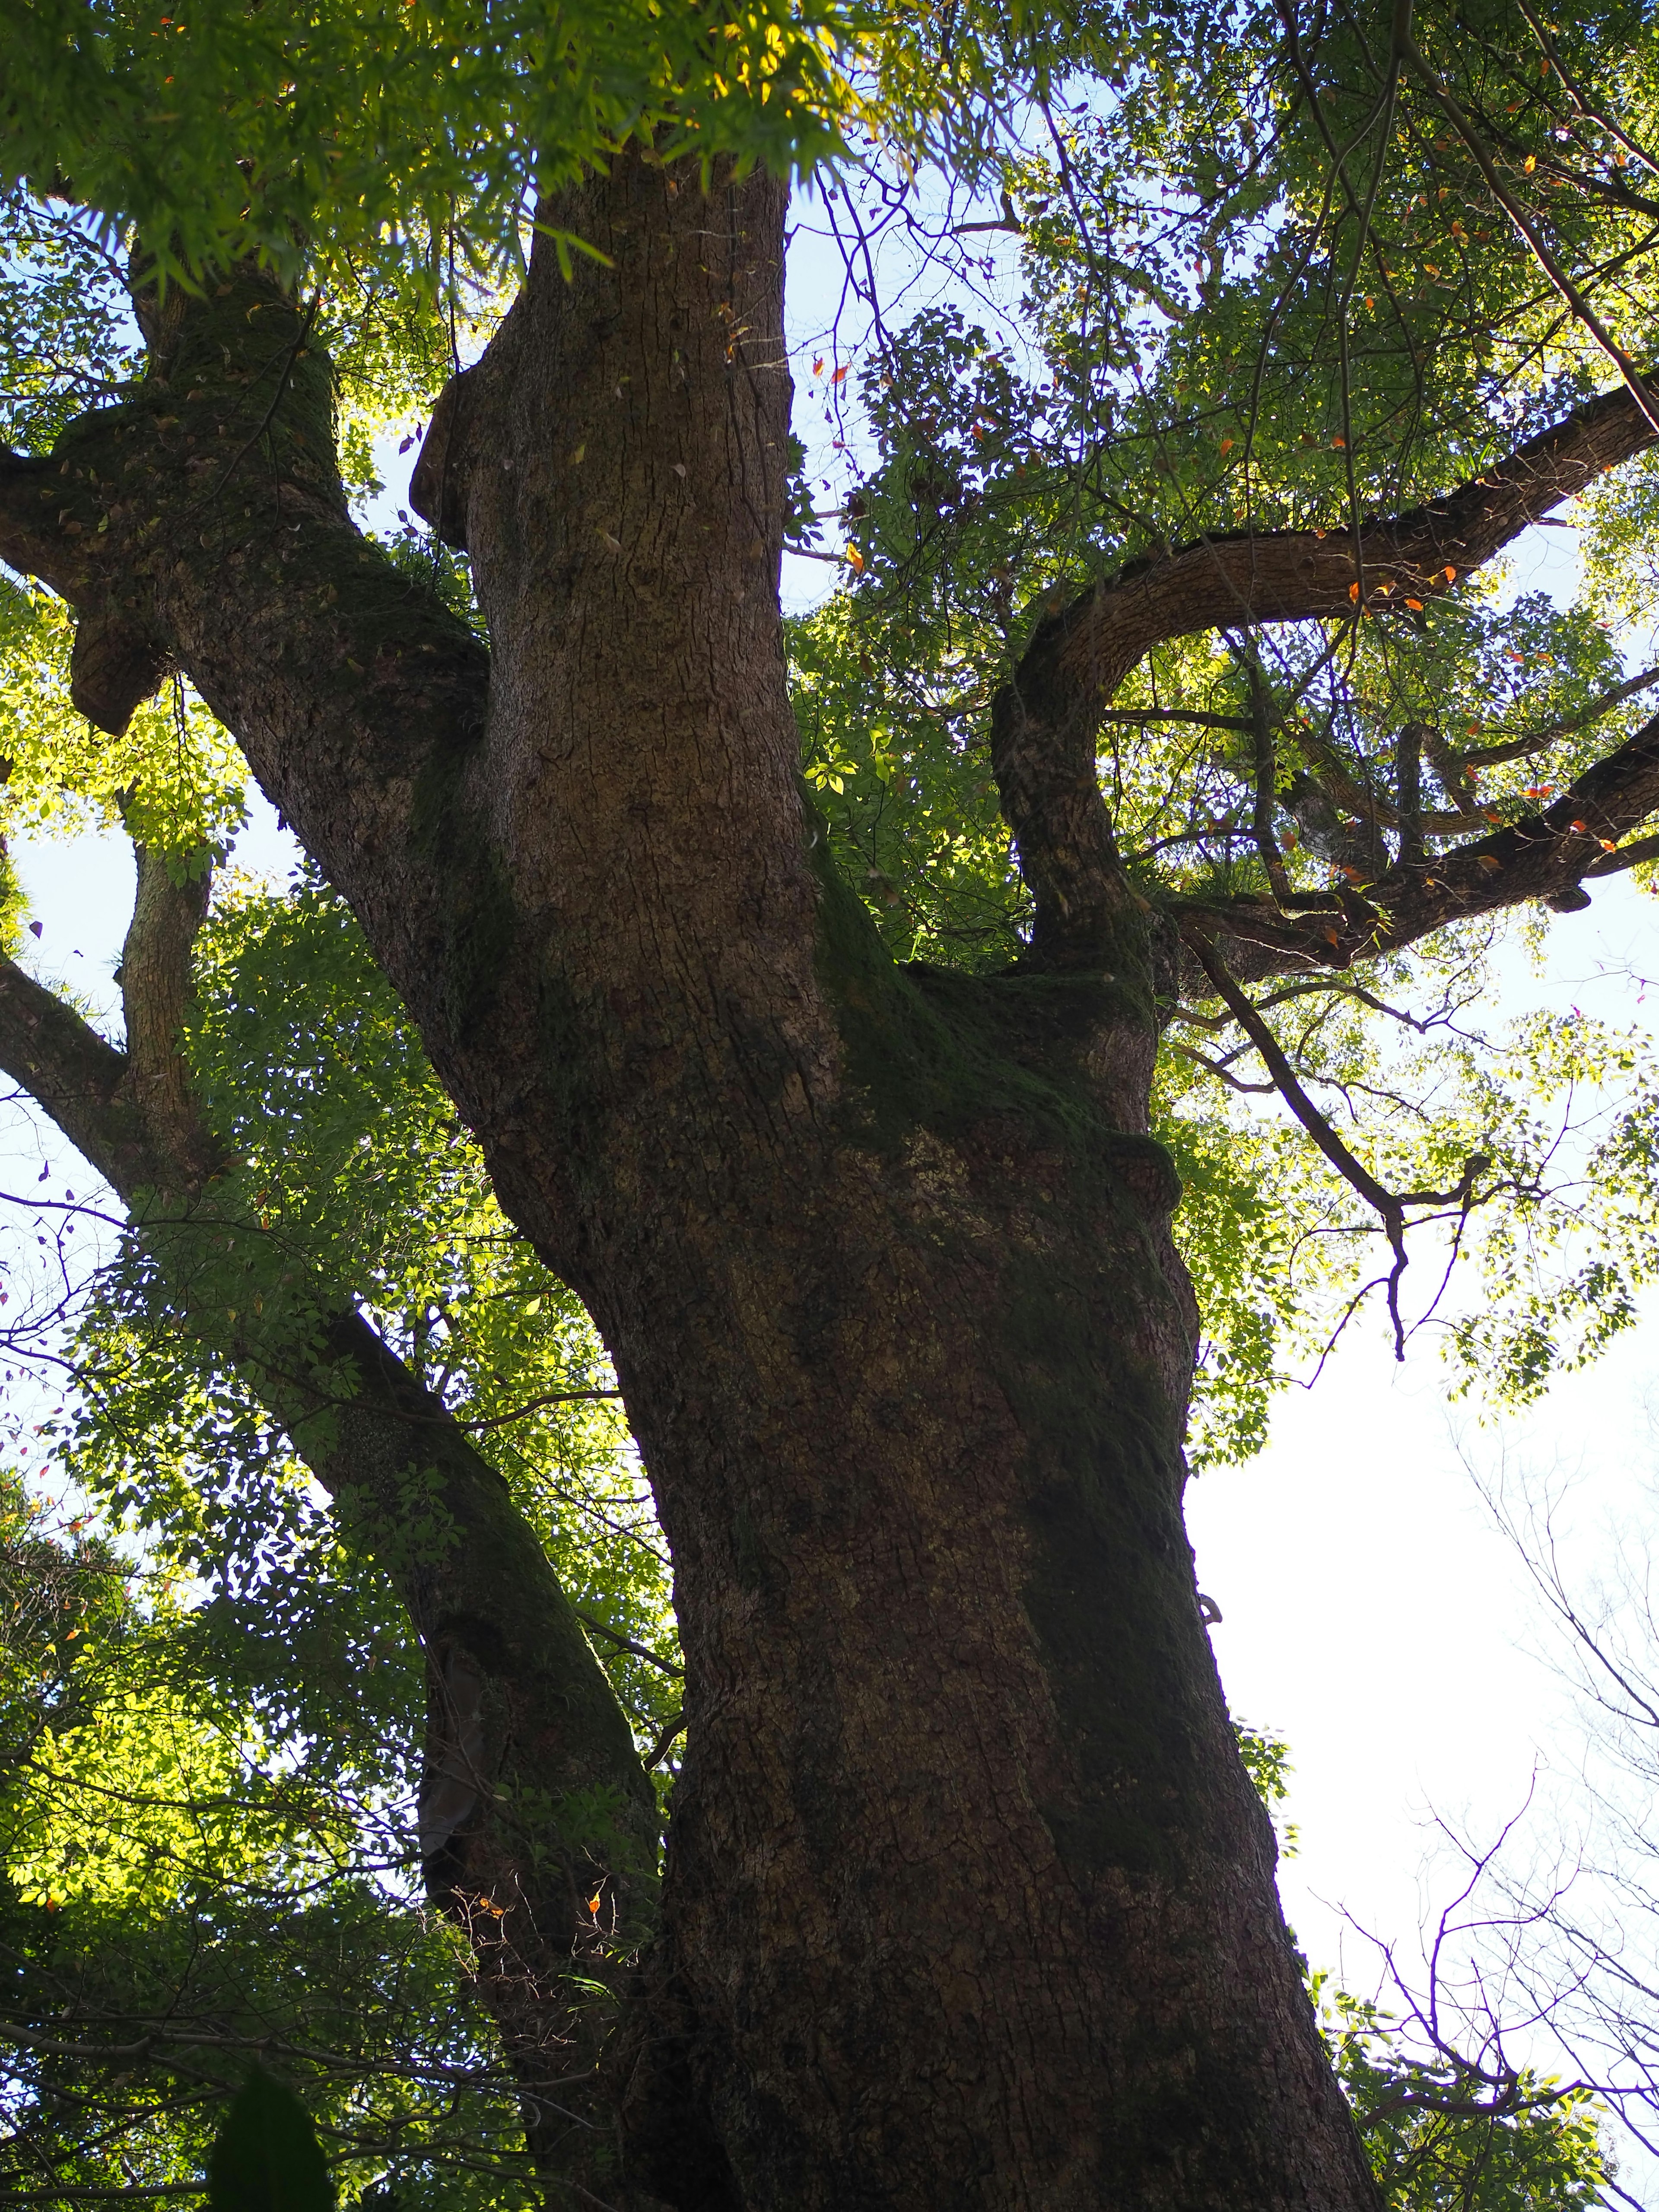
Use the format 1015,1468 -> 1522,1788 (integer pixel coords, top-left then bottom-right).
0,583 -> 245,857
1234,1720 -> 1299,1859
208,2068 -> 334,2212
1318,1979 -> 1614,2210
0,193 -> 142,450
0,1476 -> 536,2202
0,0 -> 861,296
60,877 -> 679,1771
1237,1732 -> 1614,2207
0,884 -> 675,2196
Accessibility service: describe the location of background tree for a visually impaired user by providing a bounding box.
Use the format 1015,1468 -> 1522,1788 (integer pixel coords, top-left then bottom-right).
3,0 -> 1659,2202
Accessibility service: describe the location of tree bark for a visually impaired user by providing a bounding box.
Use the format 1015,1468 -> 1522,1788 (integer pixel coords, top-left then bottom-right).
0,152 -> 1469,2206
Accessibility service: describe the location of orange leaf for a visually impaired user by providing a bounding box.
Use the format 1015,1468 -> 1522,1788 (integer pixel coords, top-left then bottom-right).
1571,819 -> 1589,833
844,543 -> 865,572
831,364 -> 849,385
1601,838 -> 1619,852
1348,582 -> 1361,601
588,1894 -> 602,1914
1478,854 -> 1503,872
1332,433 -> 1347,448
812,356 -> 824,375
1219,437 -> 1235,456
1443,565 -> 1456,582
1405,597 -> 1424,610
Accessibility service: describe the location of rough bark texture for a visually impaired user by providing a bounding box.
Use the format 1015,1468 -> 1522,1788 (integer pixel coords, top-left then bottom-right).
0,858 -> 662,2192
12,144 -> 1659,2208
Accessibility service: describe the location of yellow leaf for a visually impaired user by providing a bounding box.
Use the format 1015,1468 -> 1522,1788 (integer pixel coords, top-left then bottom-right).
844,544 -> 865,572
1524,154 -> 1537,172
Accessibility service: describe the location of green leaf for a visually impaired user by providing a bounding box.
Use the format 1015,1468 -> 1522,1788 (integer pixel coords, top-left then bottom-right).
206,2068 -> 335,2212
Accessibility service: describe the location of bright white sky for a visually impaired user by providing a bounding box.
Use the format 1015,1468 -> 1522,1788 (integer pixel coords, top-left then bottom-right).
2,182 -> 1656,2197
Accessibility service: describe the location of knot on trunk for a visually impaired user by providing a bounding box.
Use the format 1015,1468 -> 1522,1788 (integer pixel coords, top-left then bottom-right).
70,605 -> 172,737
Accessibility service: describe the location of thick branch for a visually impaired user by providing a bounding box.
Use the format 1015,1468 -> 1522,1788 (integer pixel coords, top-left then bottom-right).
118,846 -> 218,1186
0,881 -> 659,2179
1183,706 -> 1659,982
993,381 -> 1656,959
0,269 -> 499,1112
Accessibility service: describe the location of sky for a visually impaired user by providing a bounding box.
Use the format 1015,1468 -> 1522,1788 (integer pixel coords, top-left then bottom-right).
3,178 -> 1658,2195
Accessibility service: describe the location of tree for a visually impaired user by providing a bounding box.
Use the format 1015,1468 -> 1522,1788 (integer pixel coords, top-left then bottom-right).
4,0 -> 1659,2200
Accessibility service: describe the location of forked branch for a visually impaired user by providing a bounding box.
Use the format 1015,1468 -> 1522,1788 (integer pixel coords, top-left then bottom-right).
992,379 -> 1657,960
1185,928 -> 1489,1354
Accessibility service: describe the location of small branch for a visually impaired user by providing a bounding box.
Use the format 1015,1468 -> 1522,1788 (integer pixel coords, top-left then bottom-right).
1099,706 -> 1253,732
1167,1038 -> 1277,1093
574,1611 -> 684,1677
456,1386 -> 623,1431
1185,931 -> 1489,1357
1397,34 -> 1659,432
1397,721 -> 1427,865
1584,829 -> 1659,877
1246,654 -> 1295,905
1461,661 -> 1659,766
643,1709 -> 686,1770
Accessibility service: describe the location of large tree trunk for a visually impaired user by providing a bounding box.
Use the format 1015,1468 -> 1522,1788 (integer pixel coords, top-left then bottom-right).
0,155 -> 1381,2206
417,152 -> 1376,2211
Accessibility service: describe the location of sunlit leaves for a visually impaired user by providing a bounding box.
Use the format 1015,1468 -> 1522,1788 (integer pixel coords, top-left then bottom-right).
0,588 -> 244,856
1319,1976 -> 1613,2210
0,0 -> 863,297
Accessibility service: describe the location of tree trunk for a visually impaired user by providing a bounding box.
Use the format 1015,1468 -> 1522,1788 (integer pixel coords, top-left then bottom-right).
0,153 -> 1382,2207
413,152 -> 1376,2212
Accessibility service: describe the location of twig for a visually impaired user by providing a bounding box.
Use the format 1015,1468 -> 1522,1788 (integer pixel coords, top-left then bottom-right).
573,1611 -> 683,1677
204,293 -> 323,504
643,1710 -> 686,1770
1186,930 -> 1489,1356
1397,36 -> 1659,432
456,1386 -> 622,1431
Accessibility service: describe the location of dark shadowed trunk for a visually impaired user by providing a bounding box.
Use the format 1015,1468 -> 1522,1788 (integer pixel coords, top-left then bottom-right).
399,153 -> 1376,2209
0,152 -> 1414,2207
